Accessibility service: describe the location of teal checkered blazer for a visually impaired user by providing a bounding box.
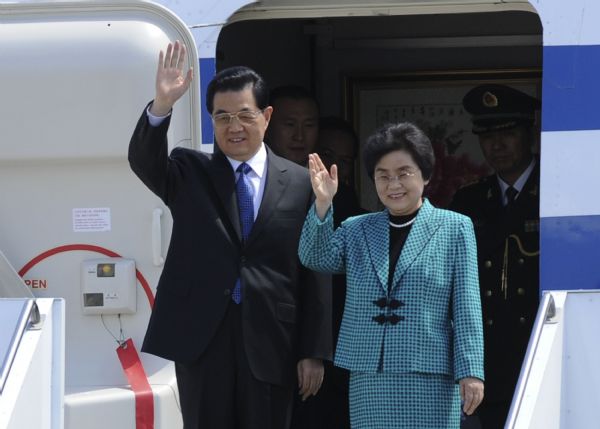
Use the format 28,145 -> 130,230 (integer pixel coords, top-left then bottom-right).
299,199 -> 484,382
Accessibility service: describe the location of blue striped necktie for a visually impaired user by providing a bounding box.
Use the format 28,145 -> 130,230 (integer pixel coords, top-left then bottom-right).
232,162 -> 254,304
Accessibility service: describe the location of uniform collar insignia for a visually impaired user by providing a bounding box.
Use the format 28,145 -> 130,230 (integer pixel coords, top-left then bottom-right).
529,184 -> 538,196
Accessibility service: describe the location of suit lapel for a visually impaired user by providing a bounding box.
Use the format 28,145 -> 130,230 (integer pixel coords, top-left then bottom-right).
207,151 -> 242,242
512,161 -> 539,216
391,200 -> 441,289
362,211 -> 390,293
523,161 -> 540,200
246,150 -> 289,247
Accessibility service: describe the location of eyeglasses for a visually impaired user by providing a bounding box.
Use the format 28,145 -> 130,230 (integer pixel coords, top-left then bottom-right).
212,109 -> 264,127
374,171 -> 416,186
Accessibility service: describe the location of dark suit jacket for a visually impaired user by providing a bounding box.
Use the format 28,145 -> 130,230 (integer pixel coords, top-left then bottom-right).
450,162 -> 539,403
128,107 -> 332,387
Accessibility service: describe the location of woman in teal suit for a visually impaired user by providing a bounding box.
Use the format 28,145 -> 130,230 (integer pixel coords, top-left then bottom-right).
299,122 -> 484,428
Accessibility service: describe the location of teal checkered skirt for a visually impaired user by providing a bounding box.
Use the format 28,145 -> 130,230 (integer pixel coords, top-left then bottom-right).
349,372 -> 460,428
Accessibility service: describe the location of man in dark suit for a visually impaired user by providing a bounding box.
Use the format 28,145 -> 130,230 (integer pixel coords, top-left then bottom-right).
128,40 -> 331,429
291,117 -> 365,429
265,85 -> 319,166
450,84 -> 541,429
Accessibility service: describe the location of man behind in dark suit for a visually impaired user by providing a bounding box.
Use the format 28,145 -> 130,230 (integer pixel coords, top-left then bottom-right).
291,117 -> 365,429
450,84 -> 541,429
265,85 -> 319,166
128,40 -> 331,429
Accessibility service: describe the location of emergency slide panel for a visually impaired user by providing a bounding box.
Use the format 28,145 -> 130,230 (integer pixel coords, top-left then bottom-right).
0,2 -> 202,428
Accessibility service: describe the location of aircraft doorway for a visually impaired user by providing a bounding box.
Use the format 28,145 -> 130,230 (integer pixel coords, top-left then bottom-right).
217,5 -> 542,427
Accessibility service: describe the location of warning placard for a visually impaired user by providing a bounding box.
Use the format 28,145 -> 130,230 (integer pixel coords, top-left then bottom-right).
73,208 -> 111,232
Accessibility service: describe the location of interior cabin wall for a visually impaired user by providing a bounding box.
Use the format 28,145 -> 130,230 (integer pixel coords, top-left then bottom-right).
217,11 -> 542,116
217,20 -> 314,89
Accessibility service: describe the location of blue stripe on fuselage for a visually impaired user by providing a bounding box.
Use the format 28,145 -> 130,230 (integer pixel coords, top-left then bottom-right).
543,45 -> 600,132
200,57 -> 216,145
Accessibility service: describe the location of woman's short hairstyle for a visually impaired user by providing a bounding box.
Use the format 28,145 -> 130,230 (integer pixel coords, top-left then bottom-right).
363,122 -> 435,181
206,66 -> 269,114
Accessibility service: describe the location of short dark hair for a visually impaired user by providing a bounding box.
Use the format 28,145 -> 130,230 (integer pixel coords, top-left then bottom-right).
206,66 -> 269,114
363,122 -> 435,181
269,85 -> 318,109
317,116 -> 359,155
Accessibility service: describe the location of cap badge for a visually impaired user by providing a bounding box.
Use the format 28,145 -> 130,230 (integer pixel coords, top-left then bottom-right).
482,91 -> 499,108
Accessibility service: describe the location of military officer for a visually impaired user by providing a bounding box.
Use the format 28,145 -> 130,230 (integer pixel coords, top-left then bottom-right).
450,84 -> 541,429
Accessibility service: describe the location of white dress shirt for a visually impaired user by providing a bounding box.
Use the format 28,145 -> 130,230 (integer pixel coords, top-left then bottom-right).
226,147 -> 267,220
497,158 -> 536,206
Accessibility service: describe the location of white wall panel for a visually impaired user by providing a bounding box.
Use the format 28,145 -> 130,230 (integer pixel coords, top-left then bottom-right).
540,129 -> 600,217
532,0 -> 600,46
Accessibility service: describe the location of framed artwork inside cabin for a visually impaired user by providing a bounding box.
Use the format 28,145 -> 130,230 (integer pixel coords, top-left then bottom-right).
343,69 -> 542,211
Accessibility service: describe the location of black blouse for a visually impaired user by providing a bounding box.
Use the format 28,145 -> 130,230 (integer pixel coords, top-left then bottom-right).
388,209 -> 420,289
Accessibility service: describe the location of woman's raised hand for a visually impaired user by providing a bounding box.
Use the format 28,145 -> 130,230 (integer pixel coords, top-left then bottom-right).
308,153 -> 338,220
150,41 -> 194,116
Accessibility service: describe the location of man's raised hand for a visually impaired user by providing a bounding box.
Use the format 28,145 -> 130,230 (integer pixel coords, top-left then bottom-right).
150,40 -> 193,116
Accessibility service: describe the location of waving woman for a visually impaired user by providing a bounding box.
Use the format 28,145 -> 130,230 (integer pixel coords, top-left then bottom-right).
299,122 -> 484,428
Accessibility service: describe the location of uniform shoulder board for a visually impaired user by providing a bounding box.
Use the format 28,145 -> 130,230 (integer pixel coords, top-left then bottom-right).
481,174 -> 496,185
